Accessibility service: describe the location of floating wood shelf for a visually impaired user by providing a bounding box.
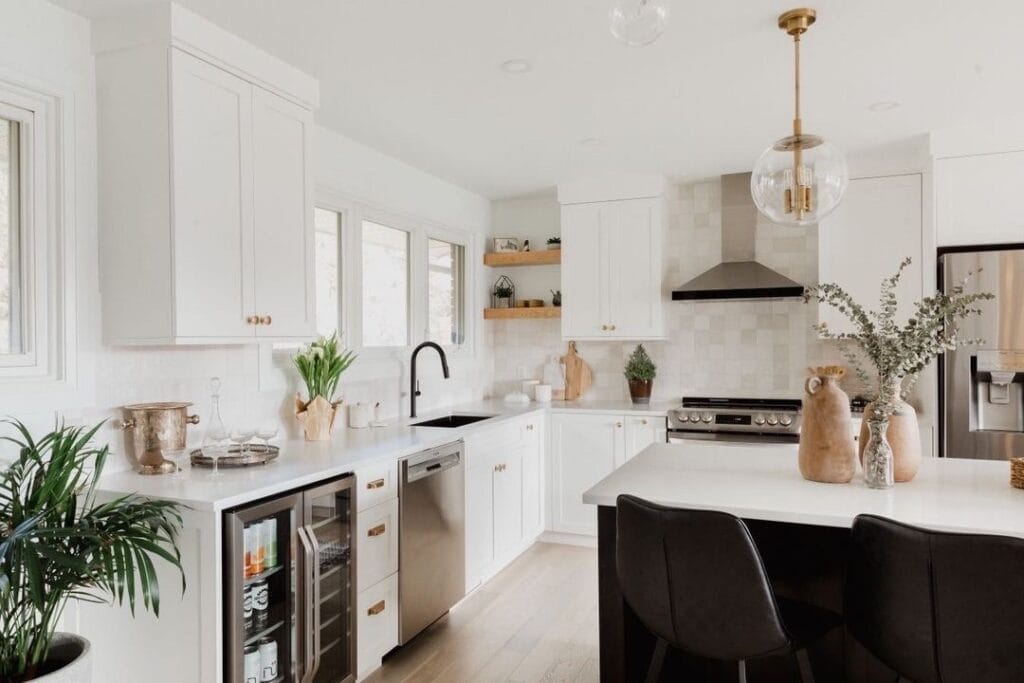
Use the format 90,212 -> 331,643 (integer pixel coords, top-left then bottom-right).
483,307 -> 561,320
483,250 -> 561,267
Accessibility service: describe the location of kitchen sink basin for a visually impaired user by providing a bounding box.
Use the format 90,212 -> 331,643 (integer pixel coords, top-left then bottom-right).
411,414 -> 495,428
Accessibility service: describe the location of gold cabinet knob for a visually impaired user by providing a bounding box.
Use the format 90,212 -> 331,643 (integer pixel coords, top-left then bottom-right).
601,325 -> 608,331
641,419 -> 648,425
616,422 -> 623,428
246,315 -> 258,325
609,324 -> 616,331
526,424 -> 534,431
367,478 -> 385,489
259,315 -> 272,325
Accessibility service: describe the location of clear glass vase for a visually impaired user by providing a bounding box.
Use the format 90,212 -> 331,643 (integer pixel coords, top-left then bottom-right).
863,414 -> 895,489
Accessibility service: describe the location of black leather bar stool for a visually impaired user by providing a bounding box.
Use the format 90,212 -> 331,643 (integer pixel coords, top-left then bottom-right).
615,495 -> 841,683
845,514 -> 1024,683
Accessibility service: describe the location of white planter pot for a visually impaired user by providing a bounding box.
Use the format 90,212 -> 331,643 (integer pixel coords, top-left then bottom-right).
30,633 -> 91,683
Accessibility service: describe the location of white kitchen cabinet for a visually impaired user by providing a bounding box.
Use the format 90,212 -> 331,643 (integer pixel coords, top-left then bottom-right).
549,413 -> 625,536
97,27 -> 317,344
521,417 -> 545,540
356,498 -> 399,592
560,197 -> 665,340
357,573 -> 399,680
818,174 -> 923,335
935,151 -> 1024,247
624,416 -> 667,461
492,447 -> 525,560
465,456 -> 495,590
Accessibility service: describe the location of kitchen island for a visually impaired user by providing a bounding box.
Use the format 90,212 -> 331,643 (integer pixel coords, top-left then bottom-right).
583,442 -> 1024,682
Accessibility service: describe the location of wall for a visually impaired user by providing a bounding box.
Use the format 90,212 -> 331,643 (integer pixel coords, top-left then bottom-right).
0,2 -> 492,470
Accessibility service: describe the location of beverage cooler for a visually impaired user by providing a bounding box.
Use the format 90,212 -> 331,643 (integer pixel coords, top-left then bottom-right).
224,475 -> 355,683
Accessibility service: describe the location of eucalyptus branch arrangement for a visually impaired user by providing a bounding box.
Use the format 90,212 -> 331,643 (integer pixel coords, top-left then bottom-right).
804,257 -> 993,416
292,332 -> 357,404
0,420 -> 184,682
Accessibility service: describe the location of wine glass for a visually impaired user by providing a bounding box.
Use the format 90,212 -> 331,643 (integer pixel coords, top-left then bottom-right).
256,424 -> 279,453
202,428 -> 230,477
231,427 -> 256,455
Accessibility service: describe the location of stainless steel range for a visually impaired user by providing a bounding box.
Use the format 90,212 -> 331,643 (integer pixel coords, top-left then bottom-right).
668,397 -> 802,443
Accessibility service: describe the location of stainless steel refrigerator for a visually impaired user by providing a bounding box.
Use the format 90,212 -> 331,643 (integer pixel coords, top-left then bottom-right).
223,475 -> 355,683
940,247 -> 1024,460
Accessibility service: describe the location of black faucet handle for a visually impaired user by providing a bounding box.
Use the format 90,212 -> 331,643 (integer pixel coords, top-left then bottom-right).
414,380 -> 422,397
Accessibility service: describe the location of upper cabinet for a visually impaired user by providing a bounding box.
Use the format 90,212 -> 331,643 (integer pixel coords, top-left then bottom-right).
818,173 -> 924,335
94,4 -> 318,344
934,151 -> 1024,247
558,176 -> 667,340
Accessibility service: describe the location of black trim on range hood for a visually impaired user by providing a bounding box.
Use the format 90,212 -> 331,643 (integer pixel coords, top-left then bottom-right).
671,261 -> 805,301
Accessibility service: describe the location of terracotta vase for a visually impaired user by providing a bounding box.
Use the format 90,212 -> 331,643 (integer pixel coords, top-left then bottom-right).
295,394 -> 339,442
628,379 -> 653,405
798,366 -> 857,483
859,398 -> 921,482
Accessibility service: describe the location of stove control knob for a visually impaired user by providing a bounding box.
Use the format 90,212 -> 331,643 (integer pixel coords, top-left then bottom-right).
753,414 -> 766,426
779,414 -> 793,427
701,412 -> 714,424
766,414 -> 779,426
690,412 -> 702,423
677,412 -> 689,423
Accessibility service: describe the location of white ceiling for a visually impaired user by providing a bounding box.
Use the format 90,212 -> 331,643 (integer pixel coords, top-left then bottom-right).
51,0 -> 1024,198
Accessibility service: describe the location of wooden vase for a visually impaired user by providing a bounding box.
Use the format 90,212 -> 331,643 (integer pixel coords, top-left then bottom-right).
859,399 -> 921,482
798,366 -> 857,483
295,394 -> 339,442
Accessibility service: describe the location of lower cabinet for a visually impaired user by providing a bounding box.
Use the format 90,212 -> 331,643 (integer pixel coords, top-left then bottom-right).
549,412 -> 667,536
357,573 -> 399,679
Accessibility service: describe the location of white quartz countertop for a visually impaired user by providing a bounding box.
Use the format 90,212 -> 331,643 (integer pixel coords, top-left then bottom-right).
583,442 -> 1024,538
98,398 -> 669,512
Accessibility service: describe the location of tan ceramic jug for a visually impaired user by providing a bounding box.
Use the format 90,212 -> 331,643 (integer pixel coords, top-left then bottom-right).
798,366 -> 857,483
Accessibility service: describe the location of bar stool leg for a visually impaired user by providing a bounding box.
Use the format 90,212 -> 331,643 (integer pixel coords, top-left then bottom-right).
795,649 -> 815,683
644,638 -> 668,683
738,659 -> 747,683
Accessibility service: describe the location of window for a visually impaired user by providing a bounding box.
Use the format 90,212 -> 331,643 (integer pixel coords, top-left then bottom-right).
428,238 -> 465,345
361,220 -> 409,347
314,208 -> 341,337
0,115 -> 21,355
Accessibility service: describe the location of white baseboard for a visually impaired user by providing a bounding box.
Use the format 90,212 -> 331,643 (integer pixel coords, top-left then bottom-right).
538,531 -> 597,548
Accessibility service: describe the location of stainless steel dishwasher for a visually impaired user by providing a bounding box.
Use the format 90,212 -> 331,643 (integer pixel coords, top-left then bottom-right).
398,440 -> 465,644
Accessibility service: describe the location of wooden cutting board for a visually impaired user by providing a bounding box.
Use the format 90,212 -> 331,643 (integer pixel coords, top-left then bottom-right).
562,341 -> 593,401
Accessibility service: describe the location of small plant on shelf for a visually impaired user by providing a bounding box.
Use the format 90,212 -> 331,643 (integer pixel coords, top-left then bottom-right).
624,344 -> 657,405
546,237 -> 561,250
492,274 -> 517,309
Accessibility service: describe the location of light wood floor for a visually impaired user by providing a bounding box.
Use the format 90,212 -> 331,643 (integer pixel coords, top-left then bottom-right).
366,542 -> 600,683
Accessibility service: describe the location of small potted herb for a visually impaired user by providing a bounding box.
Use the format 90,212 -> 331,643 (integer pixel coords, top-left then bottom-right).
546,237 -> 561,251
293,332 -> 357,441
624,344 -> 657,405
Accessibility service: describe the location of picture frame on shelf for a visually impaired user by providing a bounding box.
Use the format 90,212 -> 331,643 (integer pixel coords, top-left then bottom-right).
492,237 -> 520,253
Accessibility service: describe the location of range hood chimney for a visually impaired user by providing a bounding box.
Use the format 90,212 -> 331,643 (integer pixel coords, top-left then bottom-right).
672,173 -> 805,301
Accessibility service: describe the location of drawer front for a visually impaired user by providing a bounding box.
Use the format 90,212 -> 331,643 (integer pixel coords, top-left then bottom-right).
356,498 -> 399,591
357,573 -> 399,678
463,418 -> 529,469
355,461 -> 397,512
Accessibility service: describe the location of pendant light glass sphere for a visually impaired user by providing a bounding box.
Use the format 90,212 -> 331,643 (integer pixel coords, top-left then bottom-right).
609,0 -> 669,46
750,134 -> 849,226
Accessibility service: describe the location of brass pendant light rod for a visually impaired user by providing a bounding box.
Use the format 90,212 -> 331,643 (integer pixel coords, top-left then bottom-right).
777,7 -> 817,218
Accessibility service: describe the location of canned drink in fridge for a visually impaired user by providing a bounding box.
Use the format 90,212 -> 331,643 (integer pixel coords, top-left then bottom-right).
263,517 -> 278,569
244,524 -> 256,578
243,644 -> 260,683
243,585 -> 254,633
251,578 -> 269,629
252,522 -> 265,575
258,637 -> 278,682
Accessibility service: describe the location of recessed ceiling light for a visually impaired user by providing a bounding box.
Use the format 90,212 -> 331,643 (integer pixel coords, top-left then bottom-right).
580,137 -> 605,147
868,101 -> 900,112
500,59 -> 533,75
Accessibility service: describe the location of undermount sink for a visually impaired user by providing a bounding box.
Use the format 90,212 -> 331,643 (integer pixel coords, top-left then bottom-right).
411,414 -> 496,428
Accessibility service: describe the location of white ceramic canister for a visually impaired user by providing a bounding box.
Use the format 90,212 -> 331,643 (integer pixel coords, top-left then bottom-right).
349,403 -> 370,429
535,384 -> 553,403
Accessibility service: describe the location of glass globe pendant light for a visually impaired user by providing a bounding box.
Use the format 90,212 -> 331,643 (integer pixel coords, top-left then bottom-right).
609,0 -> 669,47
750,8 -> 848,226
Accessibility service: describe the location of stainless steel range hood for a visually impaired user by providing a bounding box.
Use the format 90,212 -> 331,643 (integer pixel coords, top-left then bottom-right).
672,173 -> 805,301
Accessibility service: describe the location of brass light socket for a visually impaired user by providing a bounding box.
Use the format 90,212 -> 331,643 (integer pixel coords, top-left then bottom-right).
778,8 -> 817,36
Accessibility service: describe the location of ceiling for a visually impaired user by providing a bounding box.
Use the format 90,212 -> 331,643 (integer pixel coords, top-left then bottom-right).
51,0 -> 1024,198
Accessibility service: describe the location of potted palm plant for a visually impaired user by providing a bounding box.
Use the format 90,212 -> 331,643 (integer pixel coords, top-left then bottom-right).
0,420 -> 184,682
804,258 -> 992,488
625,344 -> 657,405
293,332 -> 357,441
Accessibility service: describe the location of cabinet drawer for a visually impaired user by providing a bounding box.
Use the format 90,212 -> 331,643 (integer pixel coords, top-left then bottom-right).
463,421 -> 522,469
356,498 -> 399,591
355,461 -> 397,512
357,573 -> 399,678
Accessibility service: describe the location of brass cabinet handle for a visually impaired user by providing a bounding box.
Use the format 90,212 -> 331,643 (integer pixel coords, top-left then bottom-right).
367,478 -> 385,489
609,324 -> 616,331
259,315 -> 272,325
246,315 -> 258,325
368,600 -> 386,616
600,325 -> 608,331
368,523 -> 386,537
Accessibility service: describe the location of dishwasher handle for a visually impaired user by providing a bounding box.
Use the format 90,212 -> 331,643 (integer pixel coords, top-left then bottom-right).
405,452 -> 461,483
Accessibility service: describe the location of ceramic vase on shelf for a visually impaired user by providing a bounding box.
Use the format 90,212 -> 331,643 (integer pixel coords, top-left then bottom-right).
295,394 -> 339,441
798,366 -> 857,483
858,379 -> 922,482
863,414 -> 895,489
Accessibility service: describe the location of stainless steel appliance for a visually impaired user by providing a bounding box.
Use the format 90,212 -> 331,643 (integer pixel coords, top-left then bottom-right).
940,247 -> 1024,460
224,475 -> 355,683
399,441 -> 465,644
668,397 -> 802,444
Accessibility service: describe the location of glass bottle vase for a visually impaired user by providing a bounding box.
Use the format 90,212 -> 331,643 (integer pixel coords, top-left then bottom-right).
863,415 -> 895,489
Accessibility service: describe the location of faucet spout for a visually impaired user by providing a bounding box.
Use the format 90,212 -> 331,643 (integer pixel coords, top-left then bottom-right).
410,341 -> 450,418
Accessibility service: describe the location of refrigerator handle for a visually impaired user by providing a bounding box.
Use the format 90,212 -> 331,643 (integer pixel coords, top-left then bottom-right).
303,524 -> 323,681
297,526 -> 318,683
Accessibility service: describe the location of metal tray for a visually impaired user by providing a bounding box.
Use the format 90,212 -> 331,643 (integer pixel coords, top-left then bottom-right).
190,445 -> 279,468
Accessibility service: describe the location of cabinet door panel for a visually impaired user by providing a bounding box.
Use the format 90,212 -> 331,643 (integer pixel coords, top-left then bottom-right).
606,199 -> 663,338
624,416 -> 666,462
252,88 -> 315,337
170,49 -> 254,338
561,203 -> 605,338
936,152 -> 1024,247
521,419 -> 543,539
464,463 -> 494,592
818,174 -> 922,335
550,414 -> 623,536
493,448 -> 524,560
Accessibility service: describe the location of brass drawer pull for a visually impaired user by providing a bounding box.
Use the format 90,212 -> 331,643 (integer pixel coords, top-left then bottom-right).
367,478 -> 385,489
368,523 -> 386,537
368,600 -> 386,616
